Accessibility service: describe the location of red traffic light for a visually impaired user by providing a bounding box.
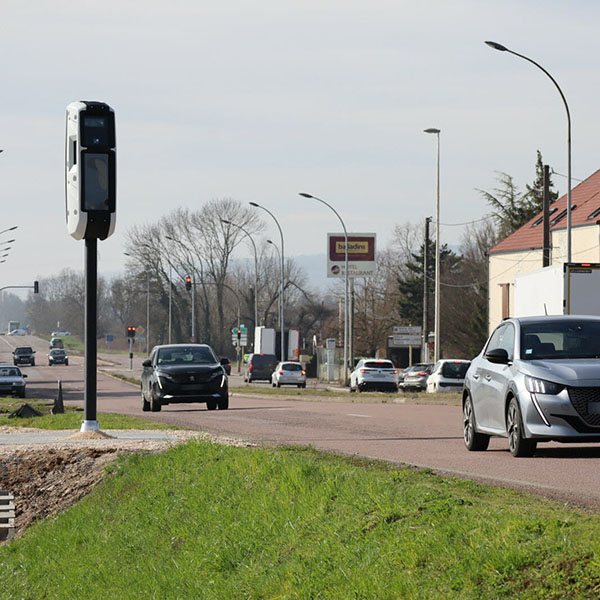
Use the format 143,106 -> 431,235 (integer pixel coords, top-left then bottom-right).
127,326 -> 136,338
185,275 -> 192,291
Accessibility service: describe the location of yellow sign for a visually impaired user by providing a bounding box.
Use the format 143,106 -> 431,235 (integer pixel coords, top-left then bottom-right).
335,240 -> 370,254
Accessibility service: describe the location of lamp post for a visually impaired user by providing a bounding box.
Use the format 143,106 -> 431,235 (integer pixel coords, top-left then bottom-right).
249,202 -> 285,361
266,239 -> 283,342
423,129 -> 441,362
485,41 -> 572,263
299,192 -> 349,383
165,235 -> 196,342
221,219 -> 260,329
0,226 -> 17,237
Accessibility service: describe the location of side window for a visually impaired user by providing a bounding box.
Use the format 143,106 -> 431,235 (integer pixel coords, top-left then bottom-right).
486,325 -> 505,353
498,323 -> 515,360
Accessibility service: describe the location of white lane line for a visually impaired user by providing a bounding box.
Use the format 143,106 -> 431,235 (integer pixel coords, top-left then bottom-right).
347,413 -> 372,418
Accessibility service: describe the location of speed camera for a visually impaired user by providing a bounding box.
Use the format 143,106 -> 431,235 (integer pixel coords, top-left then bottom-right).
65,101 -> 116,240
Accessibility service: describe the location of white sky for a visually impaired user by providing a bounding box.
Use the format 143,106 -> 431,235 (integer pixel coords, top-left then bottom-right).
1,0 -> 599,290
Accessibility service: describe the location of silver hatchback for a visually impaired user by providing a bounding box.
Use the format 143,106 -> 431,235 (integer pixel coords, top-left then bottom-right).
464,316 -> 600,457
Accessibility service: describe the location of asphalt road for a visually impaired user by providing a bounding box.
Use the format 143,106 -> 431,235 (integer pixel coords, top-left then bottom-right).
4,334 -> 600,508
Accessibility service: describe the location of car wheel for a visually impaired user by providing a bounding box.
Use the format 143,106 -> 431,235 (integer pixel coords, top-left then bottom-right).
141,387 -> 150,412
65,360 -> 69,366
507,397 -> 536,457
31,360 -> 35,366
48,362 -> 52,366
272,381 -> 276,387
463,394 -> 490,451
217,390 -> 229,410
300,383 -> 306,389
206,400 -> 217,410
150,386 -> 162,412
276,382 -> 281,388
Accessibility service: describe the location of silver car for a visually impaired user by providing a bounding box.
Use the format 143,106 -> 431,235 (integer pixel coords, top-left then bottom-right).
464,316 -> 600,457
271,362 -> 306,388
0,364 -> 27,398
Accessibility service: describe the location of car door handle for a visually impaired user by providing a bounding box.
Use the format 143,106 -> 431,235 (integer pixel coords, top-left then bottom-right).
485,375 -> 492,381
472,374 -> 480,380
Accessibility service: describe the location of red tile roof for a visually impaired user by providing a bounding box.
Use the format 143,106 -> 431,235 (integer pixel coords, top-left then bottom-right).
489,168 -> 600,254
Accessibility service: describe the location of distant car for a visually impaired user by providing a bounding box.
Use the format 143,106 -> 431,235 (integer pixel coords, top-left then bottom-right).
464,315 -> 600,457
7,329 -> 26,336
350,359 -> 399,393
48,348 -> 69,366
141,344 -> 229,412
271,361 -> 306,388
51,330 -> 71,336
12,346 -> 35,366
49,337 -> 64,349
243,353 -> 278,383
0,364 -> 27,397
219,357 -> 231,375
401,363 -> 434,391
426,359 -> 471,393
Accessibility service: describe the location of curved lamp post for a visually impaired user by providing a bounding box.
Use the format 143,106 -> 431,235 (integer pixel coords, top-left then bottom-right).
250,202 -> 285,361
485,40 -> 572,263
299,192 -> 349,383
423,129 -> 441,363
221,219 -> 260,329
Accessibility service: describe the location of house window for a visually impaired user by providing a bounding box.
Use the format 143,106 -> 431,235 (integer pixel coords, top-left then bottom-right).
532,208 -> 558,227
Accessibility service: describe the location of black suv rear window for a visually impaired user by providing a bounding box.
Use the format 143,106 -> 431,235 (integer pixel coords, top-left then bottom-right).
250,355 -> 277,367
441,362 -> 470,379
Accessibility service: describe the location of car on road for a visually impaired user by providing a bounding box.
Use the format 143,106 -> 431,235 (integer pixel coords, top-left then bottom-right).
48,348 -> 69,366
141,344 -> 229,412
49,337 -> 64,349
463,315 -> 600,457
0,364 -> 27,397
350,359 -> 399,393
7,329 -> 27,336
400,363 -> 434,391
271,361 -> 306,388
12,346 -> 35,366
243,353 -> 278,383
426,359 -> 470,393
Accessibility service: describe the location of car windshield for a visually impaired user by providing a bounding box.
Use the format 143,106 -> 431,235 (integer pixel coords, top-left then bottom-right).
16,348 -> 31,354
282,363 -> 302,371
441,362 -> 470,379
157,347 -> 216,365
51,350 -> 65,356
521,320 -> 600,360
364,361 -> 394,369
0,367 -> 20,377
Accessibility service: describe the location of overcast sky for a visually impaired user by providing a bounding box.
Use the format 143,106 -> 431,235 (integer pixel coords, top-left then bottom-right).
1,0 -> 598,291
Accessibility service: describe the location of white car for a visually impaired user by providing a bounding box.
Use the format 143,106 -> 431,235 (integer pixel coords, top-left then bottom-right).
271,362 -> 306,388
426,359 -> 471,393
7,329 -> 27,336
350,359 -> 399,393
52,330 -> 71,336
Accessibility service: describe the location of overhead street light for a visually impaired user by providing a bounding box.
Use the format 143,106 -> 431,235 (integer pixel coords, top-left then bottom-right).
423,128 -> 441,362
221,218 -> 260,329
485,40 -> 572,262
249,202 -> 285,361
299,192 -> 350,384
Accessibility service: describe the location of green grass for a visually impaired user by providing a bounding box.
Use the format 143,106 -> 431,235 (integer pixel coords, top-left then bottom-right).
2,441 -> 600,598
0,396 -> 172,430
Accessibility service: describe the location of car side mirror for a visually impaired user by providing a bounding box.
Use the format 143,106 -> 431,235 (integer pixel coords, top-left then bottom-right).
23,374 -> 28,378
142,359 -> 152,367
485,347 -> 509,364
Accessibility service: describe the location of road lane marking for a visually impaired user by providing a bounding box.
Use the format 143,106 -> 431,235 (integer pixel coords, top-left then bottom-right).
347,413 -> 372,418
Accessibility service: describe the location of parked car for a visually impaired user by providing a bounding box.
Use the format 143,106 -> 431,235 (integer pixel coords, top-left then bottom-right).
401,363 -> 434,391
49,337 -> 64,349
0,364 -> 27,397
426,359 -> 470,393
7,329 -> 26,336
464,315 -> 600,457
51,330 -> 71,336
141,344 -> 229,412
350,359 -> 399,393
48,348 -> 69,366
12,346 -> 35,366
271,362 -> 306,388
219,356 -> 231,376
243,353 -> 278,383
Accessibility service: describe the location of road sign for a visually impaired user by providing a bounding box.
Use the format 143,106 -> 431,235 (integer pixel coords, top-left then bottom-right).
327,233 -> 376,278
137,327 -> 144,334
393,326 -> 421,335
106,334 -> 114,343
391,334 -> 421,347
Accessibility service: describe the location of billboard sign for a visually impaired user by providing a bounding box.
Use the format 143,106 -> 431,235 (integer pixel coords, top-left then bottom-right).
327,233 -> 376,278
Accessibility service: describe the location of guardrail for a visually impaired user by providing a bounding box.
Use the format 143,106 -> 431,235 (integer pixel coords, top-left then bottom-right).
0,490 -> 15,541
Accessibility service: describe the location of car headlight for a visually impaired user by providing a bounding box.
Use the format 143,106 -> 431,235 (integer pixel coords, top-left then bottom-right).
524,376 -> 564,395
156,371 -> 175,382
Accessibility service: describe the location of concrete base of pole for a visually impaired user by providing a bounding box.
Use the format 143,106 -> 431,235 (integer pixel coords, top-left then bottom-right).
80,420 -> 100,432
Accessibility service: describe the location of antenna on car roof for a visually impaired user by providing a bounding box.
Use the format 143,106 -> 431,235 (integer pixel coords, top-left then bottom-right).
544,303 -> 548,315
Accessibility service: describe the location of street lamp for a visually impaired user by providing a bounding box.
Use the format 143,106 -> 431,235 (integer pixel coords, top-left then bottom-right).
249,202 -> 285,361
424,128 -> 441,363
165,235 -> 196,342
266,239 -> 283,338
221,219 -> 260,329
299,192 -> 350,383
485,41 -> 572,263
0,226 -> 17,236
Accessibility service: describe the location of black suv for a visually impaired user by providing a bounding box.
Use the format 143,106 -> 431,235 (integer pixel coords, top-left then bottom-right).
243,353 -> 278,383
141,344 -> 229,412
13,346 -> 35,366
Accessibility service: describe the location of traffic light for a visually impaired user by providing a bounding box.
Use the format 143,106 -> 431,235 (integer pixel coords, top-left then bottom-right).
127,326 -> 136,338
33,281 -> 39,294
185,275 -> 192,291
236,328 -> 241,338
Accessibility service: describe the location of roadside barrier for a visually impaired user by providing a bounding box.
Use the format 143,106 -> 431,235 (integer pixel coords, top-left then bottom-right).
0,490 -> 15,541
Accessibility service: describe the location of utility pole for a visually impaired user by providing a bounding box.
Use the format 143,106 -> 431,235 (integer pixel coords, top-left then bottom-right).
543,165 -> 551,268
422,217 -> 431,362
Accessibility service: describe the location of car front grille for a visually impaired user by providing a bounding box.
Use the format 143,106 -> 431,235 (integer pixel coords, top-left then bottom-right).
567,387 -> 600,427
169,372 -> 215,385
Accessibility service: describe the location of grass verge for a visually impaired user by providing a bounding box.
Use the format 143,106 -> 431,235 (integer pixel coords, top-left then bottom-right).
0,396 -> 172,430
2,441 -> 600,598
